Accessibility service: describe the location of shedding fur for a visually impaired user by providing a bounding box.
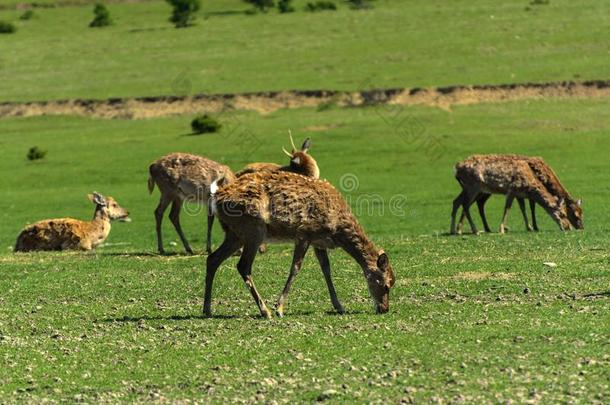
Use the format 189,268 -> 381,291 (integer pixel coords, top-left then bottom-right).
14,193 -> 130,252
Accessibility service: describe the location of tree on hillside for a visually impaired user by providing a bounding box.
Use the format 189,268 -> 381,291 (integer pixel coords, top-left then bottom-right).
347,0 -> 375,9
166,0 -> 201,28
89,3 -> 112,27
243,0 -> 276,13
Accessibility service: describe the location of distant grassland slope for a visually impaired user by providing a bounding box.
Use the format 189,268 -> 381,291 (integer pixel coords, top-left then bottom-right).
0,0 -> 609,101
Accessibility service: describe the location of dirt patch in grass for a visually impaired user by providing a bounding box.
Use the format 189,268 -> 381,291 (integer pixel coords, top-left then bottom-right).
302,123 -> 343,132
2,80 -> 610,119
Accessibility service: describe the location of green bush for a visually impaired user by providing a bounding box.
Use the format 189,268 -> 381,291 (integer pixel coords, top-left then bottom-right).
20,10 -> 35,21
0,21 -> 16,34
166,0 -> 201,28
191,114 -> 221,134
278,0 -> 295,13
305,1 -> 337,12
243,0 -> 275,13
347,0 -> 375,9
27,147 -> 47,161
89,3 -> 112,28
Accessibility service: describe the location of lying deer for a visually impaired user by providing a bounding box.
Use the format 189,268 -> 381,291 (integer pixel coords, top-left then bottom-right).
204,171 -> 395,318
450,154 -> 580,234
148,153 -> 235,255
14,192 -> 130,252
455,156 -> 583,233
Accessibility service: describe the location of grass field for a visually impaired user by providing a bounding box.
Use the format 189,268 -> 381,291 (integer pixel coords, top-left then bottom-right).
1,99 -> 609,402
1,0 -> 610,102
1,0 -> 609,403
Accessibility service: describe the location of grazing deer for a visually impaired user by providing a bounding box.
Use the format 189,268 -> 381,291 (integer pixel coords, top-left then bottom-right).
236,135 -> 320,179
204,171 -> 395,318
15,192 -> 130,252
456,156 -> 583,233
450,155 -> 579,234
148,153 -> 235,255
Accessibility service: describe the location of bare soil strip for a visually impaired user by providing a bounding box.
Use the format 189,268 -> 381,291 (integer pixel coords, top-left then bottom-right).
2,80 -> 610,120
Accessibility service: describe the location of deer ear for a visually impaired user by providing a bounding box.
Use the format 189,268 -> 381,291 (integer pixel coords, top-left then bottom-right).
291,156 -> 301,165
91,192 -> 107,206
301,138 -> 311,153
377,251 -> 389,271
577,199 -> 582,207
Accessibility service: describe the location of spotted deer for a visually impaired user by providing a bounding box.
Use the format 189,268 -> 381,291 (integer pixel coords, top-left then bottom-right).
450,154 -> 581,234
204,171 -> 395,318
14,192 -> 130,252
148,153 -> 235,255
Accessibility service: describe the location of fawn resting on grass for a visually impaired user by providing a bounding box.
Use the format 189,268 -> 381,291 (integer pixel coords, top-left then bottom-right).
15,192 -> 130,252
204,171 -> 395,318
148,153 -> 235,255
451,155 -> 582,234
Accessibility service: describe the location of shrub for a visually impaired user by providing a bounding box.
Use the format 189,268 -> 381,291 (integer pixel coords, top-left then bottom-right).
166,0 -> 201,28
347,0 -> 375,9
191,114 -> 221,134
20,10 -> 35,20
305,1 -> 337,12
0,21 -> 16,34
278,0 -> 295,13
27,147 -> 47,161
243,0 -> 275,13
89,3 -> 112,28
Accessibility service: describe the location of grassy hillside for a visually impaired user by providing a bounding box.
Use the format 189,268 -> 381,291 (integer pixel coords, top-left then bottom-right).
1,99 -> 609,402
1,0 -> 610,102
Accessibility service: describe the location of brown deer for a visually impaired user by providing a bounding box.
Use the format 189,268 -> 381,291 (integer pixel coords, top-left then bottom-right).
236,135 -> 319,179
450,155 -> 579,234
15,192 -> 130,252
148,153 -> 235,255
204,171 -> 395,318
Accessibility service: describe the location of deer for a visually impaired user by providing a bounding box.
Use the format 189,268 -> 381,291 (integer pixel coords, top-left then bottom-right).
14,192 -> 130,252
204,171 -> 395,319
450,154 -> 580,235
236,134 -> 320,179
148,153 -> 235,255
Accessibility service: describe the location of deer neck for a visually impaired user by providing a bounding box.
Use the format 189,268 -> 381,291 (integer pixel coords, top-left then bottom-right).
92,205 -> 111,227
335,218 -> 378,272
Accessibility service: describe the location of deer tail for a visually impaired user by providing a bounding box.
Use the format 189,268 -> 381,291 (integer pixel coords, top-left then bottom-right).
147,175 -> 155,194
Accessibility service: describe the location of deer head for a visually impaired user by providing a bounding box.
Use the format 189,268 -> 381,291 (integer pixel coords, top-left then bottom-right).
565,198 -> 583,229
282,131 -> 320,179
88,192 -> 130,222
365,251 -> 395,314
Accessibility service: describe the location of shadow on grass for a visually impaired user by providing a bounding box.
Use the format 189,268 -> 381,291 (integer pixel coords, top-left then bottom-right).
582,290 -> 610,299
204,10 -> 248,18
100,251 -> 204,258
100,314 -> 238,323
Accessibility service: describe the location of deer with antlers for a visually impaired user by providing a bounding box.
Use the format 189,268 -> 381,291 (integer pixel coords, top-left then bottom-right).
450,154 -> 582,234
204,171 -> 395,318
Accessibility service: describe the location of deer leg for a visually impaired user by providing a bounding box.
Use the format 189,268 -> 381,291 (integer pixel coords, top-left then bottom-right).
237,240 -> 271,319
517,198 -> 533,231
206,200 -> 214,255
169,199 -> 193,255
476,193 -> 492,233
462,191 -> 479,234
314,247 -> 345,315
500,195 -> 514,234
529,199 -> 538,231
275,240 -> 310,317
203,231 -> 242,317
450,190 -> 465,235
154,194 -> 172,255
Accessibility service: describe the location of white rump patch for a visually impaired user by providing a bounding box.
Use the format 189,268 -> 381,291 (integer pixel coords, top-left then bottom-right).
210,180 -> 219,195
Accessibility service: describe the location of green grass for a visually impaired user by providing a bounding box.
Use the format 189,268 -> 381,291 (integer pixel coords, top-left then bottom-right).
1,0 -> 610,102
1,99 -> 609,402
